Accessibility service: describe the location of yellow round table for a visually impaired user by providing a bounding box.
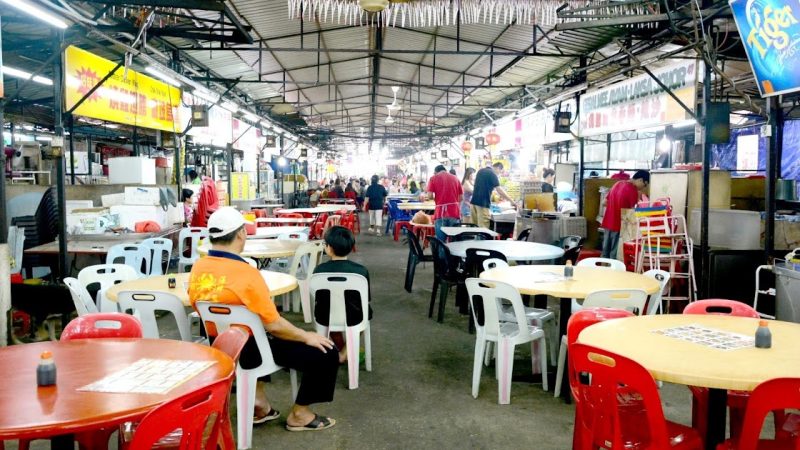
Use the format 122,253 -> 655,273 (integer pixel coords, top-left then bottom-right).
479,265 -> 661,298
578,314 -> 800,449
479,265 -> 661,403
106,271 -> 298,306
197,239 -> 304,259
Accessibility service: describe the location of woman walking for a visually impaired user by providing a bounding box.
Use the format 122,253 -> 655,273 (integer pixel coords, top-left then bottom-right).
365,175 -> 388,236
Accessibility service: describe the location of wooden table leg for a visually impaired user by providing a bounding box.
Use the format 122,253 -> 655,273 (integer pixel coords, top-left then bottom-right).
706,388 -> 727,450
559,297 -> 572,404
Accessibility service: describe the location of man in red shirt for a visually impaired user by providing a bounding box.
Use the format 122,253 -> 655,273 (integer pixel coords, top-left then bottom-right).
600,170 -> 649,259
427,165 -> 463,241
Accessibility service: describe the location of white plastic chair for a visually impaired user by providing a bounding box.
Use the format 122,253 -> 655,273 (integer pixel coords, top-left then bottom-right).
64,277 -> 99,316
553,288 -> 649,397
178,227 -> 209,273
117,290 -> 199,342
106,244 -> 150,277
195,302 -> 298,450
269,232 -> 311,272
141,238 -> 172,276
465,278 -> 548,404
483,258 -> 558,365
578,257 -> 627,271
281,242 -> 324,323
8,226 -> 25,275
643,269 -> 671,315
78,264 -> 139,313
310,272 -> 371,390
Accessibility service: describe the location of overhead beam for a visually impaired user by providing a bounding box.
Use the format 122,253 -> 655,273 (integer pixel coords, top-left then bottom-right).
193,76 -> 525,90
180,46 -> 582,57
369,26 -> 383,141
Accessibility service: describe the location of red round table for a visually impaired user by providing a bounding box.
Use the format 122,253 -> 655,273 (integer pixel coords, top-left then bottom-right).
0,339 -> 234,442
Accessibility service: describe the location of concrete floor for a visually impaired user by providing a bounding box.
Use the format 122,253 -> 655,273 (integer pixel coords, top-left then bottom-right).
239,222 -> 696,449
26,215 -> 698,449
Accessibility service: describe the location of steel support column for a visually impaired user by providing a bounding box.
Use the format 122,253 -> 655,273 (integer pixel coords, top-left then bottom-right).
765,97 -> 782,257
700,59 -> 712,305
53,30 -> 69,279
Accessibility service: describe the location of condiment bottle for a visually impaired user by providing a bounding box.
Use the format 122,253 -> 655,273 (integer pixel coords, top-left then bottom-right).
755,320 -> 772,348
37,351 -> 57,386
564,260 -> 574,280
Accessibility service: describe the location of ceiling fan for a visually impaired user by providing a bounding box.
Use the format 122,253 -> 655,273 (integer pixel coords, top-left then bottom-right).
387,86 -> 401,112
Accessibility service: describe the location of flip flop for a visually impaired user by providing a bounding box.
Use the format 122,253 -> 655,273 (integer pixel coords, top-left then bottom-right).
285,414 -> 336,432
253,407 -> 280,425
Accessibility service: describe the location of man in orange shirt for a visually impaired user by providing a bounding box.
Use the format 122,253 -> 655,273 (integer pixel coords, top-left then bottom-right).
189,207 -> 339,431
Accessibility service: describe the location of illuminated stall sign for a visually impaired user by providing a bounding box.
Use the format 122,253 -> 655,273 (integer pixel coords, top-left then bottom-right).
730,0 -> 800,97
64,46 -> 182,132
579,61 -> 698,136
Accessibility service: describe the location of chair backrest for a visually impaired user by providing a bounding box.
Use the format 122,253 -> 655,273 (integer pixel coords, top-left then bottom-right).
60,312 -> 143,341
465,248 -> 507,278
482,258 -> 509,272
324,215 -> 341,231
210,326 -> 249,363
178,227 -> 209,265
127,377 -> 233,450
428,237 -> 455,279
736,378 -> 800,450
563,245 -> 582,265
577,257 -> 626,271
683,299 -> 759,318
77,264 -> 139,295
569,343 -> 672,449
562,235 -> 583,250
309,272 -> 370,331
277,212 -> 304,219
452,231 -> 494,242
117,291 -> 193,341
566,307 -> 633,345
288,242 -> 324,280
516,228 -> 531,241
583,289 -> 649,316
141,238 -> 173,276
404,224 -> 425,258
106,244 -> 150,276
465,278 -> 532,340
194,302 -> 280,374
64,277 -> 99,316
642,269 -> 671,315
8,226 -> 25,274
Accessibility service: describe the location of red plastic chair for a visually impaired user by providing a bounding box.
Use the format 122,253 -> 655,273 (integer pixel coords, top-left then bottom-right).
564,308 -> 634,444
124,378 -> 234,450
717,378 -> 800,450
60,313 -> 143,341
569,342 -> 703,450
683,299 -> 759,441
684,299 -> 760,318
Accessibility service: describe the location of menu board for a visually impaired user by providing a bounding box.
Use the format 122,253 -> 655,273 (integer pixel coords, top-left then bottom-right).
79,359 -> 214,394
653,324 -> 754,350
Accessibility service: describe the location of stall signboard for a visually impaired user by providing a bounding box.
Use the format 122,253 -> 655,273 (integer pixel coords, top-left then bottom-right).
730,0 -> 800,97
184,96 -> 233,147
64,46 -> 182,133
579,60 -> 698,136
230,172 -> 250,200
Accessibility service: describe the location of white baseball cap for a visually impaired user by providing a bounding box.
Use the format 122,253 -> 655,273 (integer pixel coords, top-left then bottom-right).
207,207 -> 252,238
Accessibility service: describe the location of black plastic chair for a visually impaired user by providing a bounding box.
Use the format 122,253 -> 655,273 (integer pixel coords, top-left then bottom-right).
404,224 -> 434,293
464,248 -> 508,332
561,235 -> 583,265
451,231 -> 494,242
428,237 -> 466,323
516,228 -> 531,241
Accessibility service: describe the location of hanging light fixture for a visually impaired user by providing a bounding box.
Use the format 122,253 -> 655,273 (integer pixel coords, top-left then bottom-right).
485,130 -> 501,147
460,140 -> 473,153
358,0 -> 389,12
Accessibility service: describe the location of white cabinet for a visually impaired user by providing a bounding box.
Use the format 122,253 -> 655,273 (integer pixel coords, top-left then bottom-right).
108,157 -> 156,185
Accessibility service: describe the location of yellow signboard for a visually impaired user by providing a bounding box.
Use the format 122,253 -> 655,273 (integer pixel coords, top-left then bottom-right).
64,45 -> 182,132
231,172 -> 250,201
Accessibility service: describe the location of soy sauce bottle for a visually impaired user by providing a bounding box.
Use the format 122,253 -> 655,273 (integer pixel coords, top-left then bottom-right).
37,351 -> 57,386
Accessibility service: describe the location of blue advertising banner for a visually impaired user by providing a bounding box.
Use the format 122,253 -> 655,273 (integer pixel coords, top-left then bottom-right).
730,0 -> 800,97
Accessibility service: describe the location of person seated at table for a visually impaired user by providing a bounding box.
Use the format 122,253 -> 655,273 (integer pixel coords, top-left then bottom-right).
188,207 -> 339,431
321,184 -> 330,199
182,188 -> 195,225
310,188 -> 321,207
313,226 -> 372,363
344,182 -> 358,203
408,180 -> 419,196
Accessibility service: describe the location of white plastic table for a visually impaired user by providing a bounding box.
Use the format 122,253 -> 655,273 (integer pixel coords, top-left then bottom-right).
247,226 -> 309,239
446,240 -> 564,262
280,205 -> 356,214
256,217 -> 316,225
440,226 -> 499,238
397,202 -> 436,211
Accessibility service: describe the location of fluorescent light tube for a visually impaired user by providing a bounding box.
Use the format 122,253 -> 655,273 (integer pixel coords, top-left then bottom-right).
0,0 -> 68,28
145,66 -> 181,87
2,66 -> 53,85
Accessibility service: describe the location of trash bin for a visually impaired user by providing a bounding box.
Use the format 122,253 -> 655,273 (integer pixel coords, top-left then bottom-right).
773,261 -> 800,323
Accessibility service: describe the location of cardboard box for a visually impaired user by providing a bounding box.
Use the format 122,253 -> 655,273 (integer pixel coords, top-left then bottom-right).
101,193 -> 126,207
110,205 -> 167,230
66,208 -> 116,235
124,186 -> 162,206
108,157 -> 156,185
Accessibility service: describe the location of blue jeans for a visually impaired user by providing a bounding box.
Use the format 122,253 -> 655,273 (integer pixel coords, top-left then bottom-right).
602,230 -> 620,259
435,217 -> 461,242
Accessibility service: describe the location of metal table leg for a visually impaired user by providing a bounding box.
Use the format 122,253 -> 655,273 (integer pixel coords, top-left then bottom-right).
706,388 -> 727,450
